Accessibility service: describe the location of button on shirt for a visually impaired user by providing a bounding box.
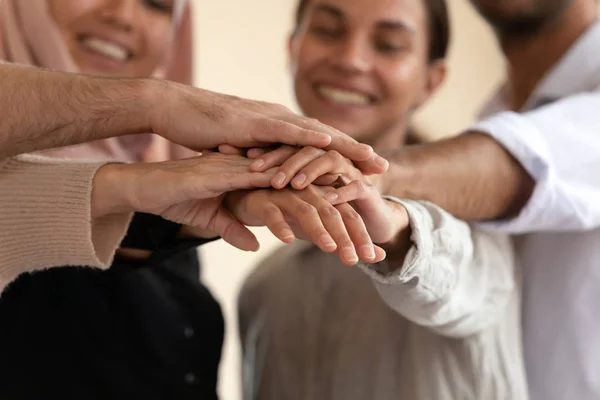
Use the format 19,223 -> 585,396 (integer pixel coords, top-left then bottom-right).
471,21 -> 600,400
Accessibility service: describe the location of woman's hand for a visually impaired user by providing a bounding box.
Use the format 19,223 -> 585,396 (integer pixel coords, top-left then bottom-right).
224,185 -> 387,265
92,153 -> 279,252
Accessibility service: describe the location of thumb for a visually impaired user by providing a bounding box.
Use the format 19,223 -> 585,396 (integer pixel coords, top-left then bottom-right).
210,207 -> 260,251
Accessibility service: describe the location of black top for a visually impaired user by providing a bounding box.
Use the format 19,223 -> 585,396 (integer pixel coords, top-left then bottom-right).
0,214 -> 224,400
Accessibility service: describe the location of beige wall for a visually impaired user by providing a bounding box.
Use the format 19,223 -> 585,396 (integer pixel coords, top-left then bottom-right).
192,1 -> 504,399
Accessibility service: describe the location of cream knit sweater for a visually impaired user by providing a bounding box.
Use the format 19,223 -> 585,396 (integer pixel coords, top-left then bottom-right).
0,155 -> 132,293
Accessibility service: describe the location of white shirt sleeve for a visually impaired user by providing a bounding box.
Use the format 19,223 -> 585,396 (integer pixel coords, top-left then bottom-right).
472,91 -> 600,233
358,198 -> 516,338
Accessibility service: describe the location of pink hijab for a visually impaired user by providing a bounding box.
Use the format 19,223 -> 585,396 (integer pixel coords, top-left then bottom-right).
0,0 -> 195,162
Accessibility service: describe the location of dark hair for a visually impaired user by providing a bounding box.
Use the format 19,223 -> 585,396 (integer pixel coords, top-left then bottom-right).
294,0 -> 450,62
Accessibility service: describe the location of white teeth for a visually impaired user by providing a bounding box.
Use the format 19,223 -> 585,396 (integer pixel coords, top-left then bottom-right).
317,86 -> 371,106
82,37 -> 129,62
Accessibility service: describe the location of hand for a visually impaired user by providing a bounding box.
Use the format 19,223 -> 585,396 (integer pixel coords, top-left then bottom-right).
324,180 -> 412,264
149,81 -> 388,173
224,185 -> 387,265
231,145 -> 386,189
91,153 -> 279,252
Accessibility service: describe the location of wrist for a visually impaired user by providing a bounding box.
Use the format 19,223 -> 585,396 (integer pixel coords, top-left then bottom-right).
91,163 -> 133,218
377,148 -> 419,197
378,202 -> 412,266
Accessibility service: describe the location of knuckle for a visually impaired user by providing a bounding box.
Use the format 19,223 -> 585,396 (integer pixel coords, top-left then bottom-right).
343,208 -> 361,221
354,181 -> 368,195
262,205 -> 281,219
327,150 -> 343,162
296,202 -> 316,216
318,205 -> 340,219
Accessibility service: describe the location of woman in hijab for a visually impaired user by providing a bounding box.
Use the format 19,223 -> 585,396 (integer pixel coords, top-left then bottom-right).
0,2 -> 224,399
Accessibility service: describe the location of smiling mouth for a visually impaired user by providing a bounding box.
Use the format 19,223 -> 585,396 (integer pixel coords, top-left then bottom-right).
78,35 -> 132,63
315,84 -> 375,107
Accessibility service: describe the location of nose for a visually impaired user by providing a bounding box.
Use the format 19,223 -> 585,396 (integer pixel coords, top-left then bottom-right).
331,35 -> 372,74
98,0 -> 139,32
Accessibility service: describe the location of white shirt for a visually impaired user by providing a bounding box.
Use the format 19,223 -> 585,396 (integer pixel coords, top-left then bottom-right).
472,21 -> 600,400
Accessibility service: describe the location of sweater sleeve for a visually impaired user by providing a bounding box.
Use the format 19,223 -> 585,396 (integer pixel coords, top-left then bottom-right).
0,155 -> 132,292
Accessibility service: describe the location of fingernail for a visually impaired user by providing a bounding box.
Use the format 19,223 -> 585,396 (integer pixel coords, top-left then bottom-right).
273,172 -> 286,187
325,193 -> 339,202
293,174 -> 306,186
361,245 -> 375,260
320,234 -> 336,250
342,247 -> 359,264
282,230 -> 295,241
252,159 -> 265,169
375,155 -> 388,167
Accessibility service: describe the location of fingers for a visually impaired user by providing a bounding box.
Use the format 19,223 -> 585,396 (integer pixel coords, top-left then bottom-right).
373,246 -> 387,263
271,147 -> 327,189
209,208 -> 260,252
200,170 -> 277,198
259,201 -> 296,244
290,150 -> 361,190
249,118 -> 332,150
324,180 -> 370,205
279,195 -> 338,253
247,147 -> 273,159
218,144 -> 245,155
352,154 -> 389,175
334,203 -> 377,264
250,145 -> 300,172
253,116 -> 374,162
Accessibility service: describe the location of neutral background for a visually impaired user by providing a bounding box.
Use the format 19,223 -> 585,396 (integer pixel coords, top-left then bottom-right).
191,0 -> 505,398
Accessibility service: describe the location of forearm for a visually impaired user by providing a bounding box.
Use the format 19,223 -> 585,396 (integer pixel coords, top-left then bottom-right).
378,132 -> 534,221
0,63 -> 156,158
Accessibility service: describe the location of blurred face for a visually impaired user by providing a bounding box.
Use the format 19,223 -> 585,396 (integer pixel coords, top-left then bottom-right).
290,0 -> 444,144
48,0 -> 174,77
469,0 -> 573,33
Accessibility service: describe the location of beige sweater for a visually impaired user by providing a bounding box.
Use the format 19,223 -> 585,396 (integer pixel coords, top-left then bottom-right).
238,198 -> 527,400
0,155 -> 132,293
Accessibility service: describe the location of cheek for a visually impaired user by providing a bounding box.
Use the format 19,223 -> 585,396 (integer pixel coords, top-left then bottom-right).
379,58 -> 427,108
47,0 -> 91,31
294,39 -> 331,80
137,20 -> 172,73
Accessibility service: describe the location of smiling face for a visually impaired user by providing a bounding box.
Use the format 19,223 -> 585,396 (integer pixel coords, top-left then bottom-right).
47,0 -> 175,78
289,0 -> 446,145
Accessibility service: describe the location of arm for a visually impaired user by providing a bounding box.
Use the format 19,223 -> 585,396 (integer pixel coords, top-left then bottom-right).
0,155 -> 133,292
0,63 -> 151,158
0,153 -> 279,292
359,198 -> 517,338
379,91 -> 600,233
0,63 -> 385,173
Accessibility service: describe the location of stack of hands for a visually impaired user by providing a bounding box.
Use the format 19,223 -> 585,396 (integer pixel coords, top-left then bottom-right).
91,88 -> 411,266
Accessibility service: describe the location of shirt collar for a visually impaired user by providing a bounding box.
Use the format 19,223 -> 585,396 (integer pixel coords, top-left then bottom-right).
480,20 -> 600,116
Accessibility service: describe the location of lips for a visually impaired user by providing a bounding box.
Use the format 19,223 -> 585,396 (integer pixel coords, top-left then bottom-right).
79,36 -> 132,63
315,84 -> 375,107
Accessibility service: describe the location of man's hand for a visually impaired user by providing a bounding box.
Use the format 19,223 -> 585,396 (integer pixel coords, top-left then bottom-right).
91,153 -> 279,252
150,82 -> 388,175
224,185 -> 387,265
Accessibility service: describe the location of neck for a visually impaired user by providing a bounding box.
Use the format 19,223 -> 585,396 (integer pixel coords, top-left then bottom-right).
369,122 -> 408,149
498,1 -> 596,110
